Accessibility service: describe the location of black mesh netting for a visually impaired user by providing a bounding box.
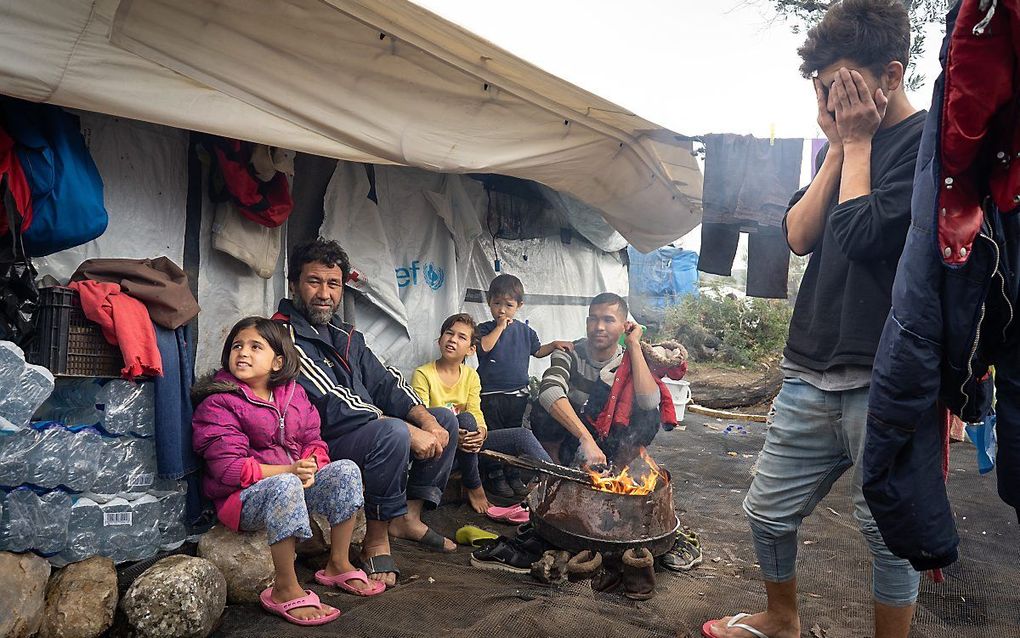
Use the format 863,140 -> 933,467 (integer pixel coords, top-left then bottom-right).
209,414 -> 1019,638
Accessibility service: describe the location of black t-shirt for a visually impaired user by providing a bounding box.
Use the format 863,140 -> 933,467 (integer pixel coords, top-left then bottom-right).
783,110 -> 926,371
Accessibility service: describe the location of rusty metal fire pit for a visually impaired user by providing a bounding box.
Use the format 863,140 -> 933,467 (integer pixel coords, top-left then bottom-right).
526,471 -> 680,557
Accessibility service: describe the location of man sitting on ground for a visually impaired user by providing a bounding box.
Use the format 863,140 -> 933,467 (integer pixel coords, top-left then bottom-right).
531,293 -> 663,467
275,238 -> 459,588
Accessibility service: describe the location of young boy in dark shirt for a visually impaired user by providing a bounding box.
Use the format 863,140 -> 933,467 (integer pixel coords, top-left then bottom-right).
476,274 -> 571,496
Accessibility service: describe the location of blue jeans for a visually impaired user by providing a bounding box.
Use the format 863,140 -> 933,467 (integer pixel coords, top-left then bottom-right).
239,460 -> 364,545
456,412 -> 552,489
743,377 -> 920,607
327,407 -> 459,521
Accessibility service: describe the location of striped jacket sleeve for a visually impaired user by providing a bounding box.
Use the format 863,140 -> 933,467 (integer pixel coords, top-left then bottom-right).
287,326 -> 384,430
356,335 -> 423,418
538,348 -> 573,412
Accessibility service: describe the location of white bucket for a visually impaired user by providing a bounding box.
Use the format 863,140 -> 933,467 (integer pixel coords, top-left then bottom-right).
662,378 -> 691,421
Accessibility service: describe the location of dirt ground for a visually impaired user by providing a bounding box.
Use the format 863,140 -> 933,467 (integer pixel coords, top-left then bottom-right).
209,413 -> 1019,638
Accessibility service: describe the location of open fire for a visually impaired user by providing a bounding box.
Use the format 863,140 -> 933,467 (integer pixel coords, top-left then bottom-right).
586,448 -> 667,496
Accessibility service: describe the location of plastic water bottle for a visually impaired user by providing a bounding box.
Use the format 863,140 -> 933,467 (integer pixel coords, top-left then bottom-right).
37,379 -> 102,428
0,427 -> 37,488
125,495 -> 162,562
0,489 -> 33,552
0,341 -> 26,396
54,496 -> 102,565
64,428 -> 104,493
35,490 -> 73,555
0,363 -> 55,429
0,488 -> 71,554
99,381 -> 155,437
154,483 -> 188,550
97,496 -> 160,563
90,437 -> 129,499
25,425 -> 71,489
120,438 -> 157,497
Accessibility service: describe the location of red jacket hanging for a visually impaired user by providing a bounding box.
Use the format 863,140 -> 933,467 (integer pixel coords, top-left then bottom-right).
0,126 -> 33,235
592,354 -> 680,440
938,0 -> 1020,265
206,137 -> 293,228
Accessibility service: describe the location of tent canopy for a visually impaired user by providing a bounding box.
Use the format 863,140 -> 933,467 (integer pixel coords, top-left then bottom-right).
0,0 -> 702,252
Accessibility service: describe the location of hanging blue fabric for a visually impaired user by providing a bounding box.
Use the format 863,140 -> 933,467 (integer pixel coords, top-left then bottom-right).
0,97 -> 108,257
965,412 -> 997,475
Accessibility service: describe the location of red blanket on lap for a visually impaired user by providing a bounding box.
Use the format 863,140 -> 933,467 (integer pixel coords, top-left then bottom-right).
69,280 -> 162,379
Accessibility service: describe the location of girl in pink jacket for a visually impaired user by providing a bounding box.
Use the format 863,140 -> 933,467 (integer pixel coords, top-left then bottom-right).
192,317 -> 383,627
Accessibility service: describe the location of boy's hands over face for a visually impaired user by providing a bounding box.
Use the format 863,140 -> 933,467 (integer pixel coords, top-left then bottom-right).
831,68 -> 887,147
814,77 -> 842,152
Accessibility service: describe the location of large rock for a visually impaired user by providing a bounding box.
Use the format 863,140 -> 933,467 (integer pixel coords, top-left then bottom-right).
295,510 -> 367,556
39,556 -> 118,638
121,555 -> 226,638
352,509 -> 366,545
0,551 -> 51,638
197,525 -> 273,604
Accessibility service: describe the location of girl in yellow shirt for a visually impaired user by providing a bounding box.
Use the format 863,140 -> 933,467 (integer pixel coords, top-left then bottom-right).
412,313 -> 551,513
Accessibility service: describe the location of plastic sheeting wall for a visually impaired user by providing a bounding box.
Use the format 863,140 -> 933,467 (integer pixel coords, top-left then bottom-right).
194,185 -> 288,377
321,162 -> 628,378
34,113 -> 188,282
30,112 -> 627,382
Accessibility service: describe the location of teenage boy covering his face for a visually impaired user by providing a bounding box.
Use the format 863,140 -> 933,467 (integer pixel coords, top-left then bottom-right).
702,2 -> 924,637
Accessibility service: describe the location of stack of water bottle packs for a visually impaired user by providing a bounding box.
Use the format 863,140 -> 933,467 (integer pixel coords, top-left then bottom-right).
0,341 -> 187,565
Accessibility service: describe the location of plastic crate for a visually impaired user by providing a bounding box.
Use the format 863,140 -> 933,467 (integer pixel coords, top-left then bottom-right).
28,287 -> 122,378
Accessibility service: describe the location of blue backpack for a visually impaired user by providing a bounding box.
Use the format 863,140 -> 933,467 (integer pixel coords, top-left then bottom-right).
0,98 -> 108,257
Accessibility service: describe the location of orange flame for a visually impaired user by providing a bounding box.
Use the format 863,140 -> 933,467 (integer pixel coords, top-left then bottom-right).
586,448 -> 666,495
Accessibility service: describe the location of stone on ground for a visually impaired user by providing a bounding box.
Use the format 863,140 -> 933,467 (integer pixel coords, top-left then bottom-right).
196,525 -> 273,604
120,555 -> 226,638
0,551 -> 51,638
39,556 -> 118,638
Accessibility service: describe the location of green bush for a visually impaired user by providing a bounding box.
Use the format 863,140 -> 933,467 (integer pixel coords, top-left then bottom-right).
660,293 -> 792,367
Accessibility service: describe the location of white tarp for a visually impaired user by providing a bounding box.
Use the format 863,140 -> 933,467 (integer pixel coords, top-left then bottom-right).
34,113 -> 188,283
321,163 -> 486,373
0,0 -> 702,253
321,162 -> 628,377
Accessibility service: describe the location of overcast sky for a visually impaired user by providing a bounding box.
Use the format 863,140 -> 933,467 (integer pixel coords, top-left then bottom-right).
412,0 -> 944,140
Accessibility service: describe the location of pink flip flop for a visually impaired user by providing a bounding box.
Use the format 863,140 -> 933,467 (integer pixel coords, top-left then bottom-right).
485,503 -> 530,525
259,587 -> 341,626
314,568 -> 386,597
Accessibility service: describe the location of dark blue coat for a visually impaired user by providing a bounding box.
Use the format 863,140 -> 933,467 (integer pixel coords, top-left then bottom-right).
863,2 -> 1020,571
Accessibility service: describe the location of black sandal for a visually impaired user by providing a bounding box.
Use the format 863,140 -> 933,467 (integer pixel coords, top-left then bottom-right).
361,554 -> 400,584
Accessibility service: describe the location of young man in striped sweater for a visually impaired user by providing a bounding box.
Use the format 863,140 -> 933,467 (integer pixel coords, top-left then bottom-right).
275,239 -> 459,589
532,292 -> 660,467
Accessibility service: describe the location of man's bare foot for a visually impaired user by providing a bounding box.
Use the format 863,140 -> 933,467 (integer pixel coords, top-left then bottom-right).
360,530 -> 397,588
389,514 -> 457,551
465,486 -> 491,514
324,557 -> 377,594
706,611 -> 799,638
271,583 -> 337,622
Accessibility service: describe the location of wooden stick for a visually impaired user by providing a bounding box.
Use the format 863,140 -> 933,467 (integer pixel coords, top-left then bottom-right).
687,404 -> 768,423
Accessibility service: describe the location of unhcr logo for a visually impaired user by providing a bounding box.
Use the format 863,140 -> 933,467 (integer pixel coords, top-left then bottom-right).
396,260 -> 445,290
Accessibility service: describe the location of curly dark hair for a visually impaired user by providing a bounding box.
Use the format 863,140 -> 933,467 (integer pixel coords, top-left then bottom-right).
220,316 -> 301,387
797,0 -> 910,78
287,238 -> 351,284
